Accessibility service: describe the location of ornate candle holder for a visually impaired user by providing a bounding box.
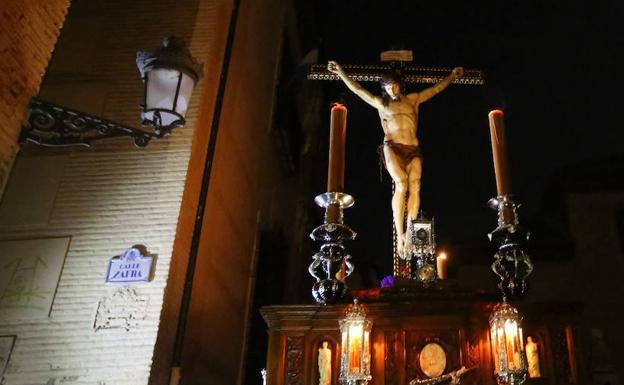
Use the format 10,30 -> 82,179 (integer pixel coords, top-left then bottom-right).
309,192 -> 357,305
488,195 -> 533,300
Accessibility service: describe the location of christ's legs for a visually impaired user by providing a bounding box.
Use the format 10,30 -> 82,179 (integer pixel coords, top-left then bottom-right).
383,146 -> 408,253
406,157 -> 422,223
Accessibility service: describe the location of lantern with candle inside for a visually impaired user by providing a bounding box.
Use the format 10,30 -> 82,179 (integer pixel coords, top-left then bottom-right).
489,302 -> 528,385
339,299 -> 372,385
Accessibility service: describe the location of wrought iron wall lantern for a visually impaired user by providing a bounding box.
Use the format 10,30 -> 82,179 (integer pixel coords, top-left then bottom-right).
21,37 -> 203,148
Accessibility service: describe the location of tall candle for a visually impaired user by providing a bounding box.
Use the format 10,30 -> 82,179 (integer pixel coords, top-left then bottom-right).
488,110 -> 511,196
505,320 -> 518,370
328,103 -> 347,191
437,252 -> 447,279
326,103 -> 347,223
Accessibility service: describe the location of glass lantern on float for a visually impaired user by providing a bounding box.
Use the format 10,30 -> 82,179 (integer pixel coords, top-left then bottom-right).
489,302 -> 528,385
339,299 -> 372,385
136,37 -> 203,136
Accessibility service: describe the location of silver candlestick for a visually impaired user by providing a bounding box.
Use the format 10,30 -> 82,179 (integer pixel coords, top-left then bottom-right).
488,195 -> 533,300
308,192 -> 356,305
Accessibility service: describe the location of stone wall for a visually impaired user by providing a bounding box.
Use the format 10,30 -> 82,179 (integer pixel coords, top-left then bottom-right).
0,0 -> 230,384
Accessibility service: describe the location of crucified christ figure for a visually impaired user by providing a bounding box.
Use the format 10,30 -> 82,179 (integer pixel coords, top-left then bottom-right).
328,61 -> 463,255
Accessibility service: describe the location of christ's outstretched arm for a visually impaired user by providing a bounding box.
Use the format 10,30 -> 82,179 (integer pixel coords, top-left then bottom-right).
328,61 -> 383,109
413,67 -> 464,104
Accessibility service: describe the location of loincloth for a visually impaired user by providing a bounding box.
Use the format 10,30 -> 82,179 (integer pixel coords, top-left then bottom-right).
376,141 -> 422,181
377,140 -> 422,170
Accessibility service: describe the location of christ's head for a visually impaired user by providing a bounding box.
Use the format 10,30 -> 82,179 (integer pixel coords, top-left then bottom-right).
380,70 -> 403,103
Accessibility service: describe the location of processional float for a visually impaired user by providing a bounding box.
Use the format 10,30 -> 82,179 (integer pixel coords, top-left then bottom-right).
262,50 -> 567,385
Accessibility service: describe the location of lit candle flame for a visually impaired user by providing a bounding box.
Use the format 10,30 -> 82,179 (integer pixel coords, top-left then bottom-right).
349,323 -> 363,372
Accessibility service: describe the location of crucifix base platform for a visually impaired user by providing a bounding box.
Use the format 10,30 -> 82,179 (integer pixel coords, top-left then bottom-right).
261,289 -> 584,385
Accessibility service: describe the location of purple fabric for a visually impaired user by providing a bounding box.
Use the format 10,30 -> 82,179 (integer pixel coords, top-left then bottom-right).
380,275 -> 395,288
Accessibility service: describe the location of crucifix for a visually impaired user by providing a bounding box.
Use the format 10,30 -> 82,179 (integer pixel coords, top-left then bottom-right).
309,50 -> 485,278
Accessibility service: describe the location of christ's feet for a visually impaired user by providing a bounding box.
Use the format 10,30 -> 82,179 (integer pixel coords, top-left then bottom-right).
397,233 -> 410,259
397,234 -> 404,258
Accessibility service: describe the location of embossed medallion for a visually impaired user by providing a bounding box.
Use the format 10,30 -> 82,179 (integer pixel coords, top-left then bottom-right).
419,342 -> 447,378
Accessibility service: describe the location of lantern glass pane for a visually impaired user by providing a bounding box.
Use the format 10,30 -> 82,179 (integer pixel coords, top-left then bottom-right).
491,326 -> 500,370
144,68 -> 185,127
175,72 -> 195,117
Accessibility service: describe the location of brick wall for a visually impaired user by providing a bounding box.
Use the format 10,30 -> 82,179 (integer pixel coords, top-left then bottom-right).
0,0 -> 70,195
0,0 -> 230,384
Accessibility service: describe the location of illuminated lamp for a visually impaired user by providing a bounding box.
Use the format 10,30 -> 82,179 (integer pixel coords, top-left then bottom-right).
339,299 -> 372,385
136,36 -> 203,136
489,302 -> 528,385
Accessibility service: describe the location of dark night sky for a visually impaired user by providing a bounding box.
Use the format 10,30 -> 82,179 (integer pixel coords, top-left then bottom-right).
305,0 -> 623,280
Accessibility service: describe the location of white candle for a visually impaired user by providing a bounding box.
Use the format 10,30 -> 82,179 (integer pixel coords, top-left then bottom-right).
488,109 -> 511,196
437,252 -> 447,279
